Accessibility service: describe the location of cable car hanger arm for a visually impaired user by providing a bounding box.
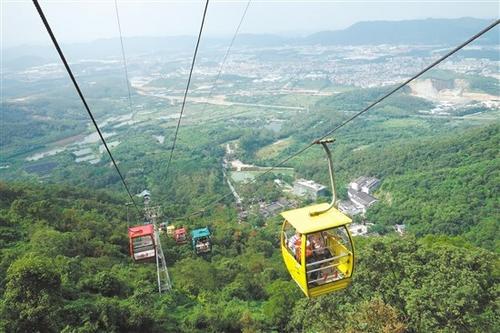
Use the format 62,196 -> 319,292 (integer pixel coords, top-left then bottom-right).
310,139 -> 336,217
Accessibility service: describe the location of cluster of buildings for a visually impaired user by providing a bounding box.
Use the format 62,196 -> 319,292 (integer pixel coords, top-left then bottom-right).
339,176 -> 380,216
440,57 -> 498,77
179,44 -> 500,92
258,198 -> 298,218
290,176 -> 380,217
289,176 -> 382,237
240,168 -> 405,236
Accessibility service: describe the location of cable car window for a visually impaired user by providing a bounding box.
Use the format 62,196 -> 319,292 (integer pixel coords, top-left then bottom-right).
133,247 -> 155,260
134,244 -> 155,253
330,226 -> 353,253
195,236 -> 210,252
132,235 -> 155,260
133,235 -> 153,249
282,221 -> 300,263
306,226 -> 352,287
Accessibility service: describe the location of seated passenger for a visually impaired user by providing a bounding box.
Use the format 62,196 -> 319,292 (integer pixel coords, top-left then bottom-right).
288,232 -> 309,262
308,233 -> 328,261
288,232 -> 301,256
196,237 -> 210,252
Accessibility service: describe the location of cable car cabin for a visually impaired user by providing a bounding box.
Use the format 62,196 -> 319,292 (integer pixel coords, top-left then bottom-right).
191,227 -> 211,254
174,227 -> 188,244
159,222 -> 168,233
128,224 -> 156,262
280,203 -> 354,298
166,225 -> 176,236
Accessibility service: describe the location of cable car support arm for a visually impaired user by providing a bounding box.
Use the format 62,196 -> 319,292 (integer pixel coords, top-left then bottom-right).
310,139 -> 337,217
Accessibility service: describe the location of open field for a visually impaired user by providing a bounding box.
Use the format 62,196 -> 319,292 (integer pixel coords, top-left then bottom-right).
229,168 -> 294,183
256,138 -> 294,159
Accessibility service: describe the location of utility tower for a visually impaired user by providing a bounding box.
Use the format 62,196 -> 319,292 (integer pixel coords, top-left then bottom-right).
143,193 -> 172,293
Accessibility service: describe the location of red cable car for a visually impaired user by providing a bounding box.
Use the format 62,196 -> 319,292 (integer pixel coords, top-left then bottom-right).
174,227 -> 188,244
128,224 -> 156,262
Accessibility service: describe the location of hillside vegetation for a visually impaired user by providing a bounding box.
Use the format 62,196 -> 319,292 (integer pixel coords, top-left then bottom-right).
0,181 -> 498,332
1,16 -> 498,331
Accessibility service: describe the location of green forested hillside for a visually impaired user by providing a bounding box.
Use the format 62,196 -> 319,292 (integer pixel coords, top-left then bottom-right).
0,182 -> 498,332
349,124 -> 499,250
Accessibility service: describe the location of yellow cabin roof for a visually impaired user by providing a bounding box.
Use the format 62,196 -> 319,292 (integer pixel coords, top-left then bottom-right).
280,203 -> 352,234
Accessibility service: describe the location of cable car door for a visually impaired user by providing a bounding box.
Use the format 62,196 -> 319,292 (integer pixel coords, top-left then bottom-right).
281,221 -> 307,294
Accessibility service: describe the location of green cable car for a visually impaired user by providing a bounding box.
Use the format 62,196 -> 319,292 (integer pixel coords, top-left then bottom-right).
191,227 -> 212,254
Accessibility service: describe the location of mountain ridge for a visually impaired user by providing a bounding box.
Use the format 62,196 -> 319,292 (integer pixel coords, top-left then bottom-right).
304,17 -> 498,45
3,17 -> 498,66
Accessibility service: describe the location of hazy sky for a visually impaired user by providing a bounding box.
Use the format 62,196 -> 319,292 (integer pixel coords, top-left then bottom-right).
2,1 -> 498,48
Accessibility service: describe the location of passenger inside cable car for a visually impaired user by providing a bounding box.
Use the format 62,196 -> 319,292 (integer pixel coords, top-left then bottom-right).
288,231 -> 312,263
194,236 -> 211,253
128,224 -> 156,262
305,228 -> 353,287
174,227 -> 188,244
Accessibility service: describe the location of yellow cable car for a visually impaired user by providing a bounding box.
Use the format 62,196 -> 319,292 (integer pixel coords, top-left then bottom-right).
280,139 -> 354,297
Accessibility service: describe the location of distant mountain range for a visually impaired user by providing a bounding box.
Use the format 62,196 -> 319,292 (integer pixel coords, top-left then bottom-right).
3,18 -> 498,67
303,18 -> 498,45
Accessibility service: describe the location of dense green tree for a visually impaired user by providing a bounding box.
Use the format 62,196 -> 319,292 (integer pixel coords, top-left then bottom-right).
345,299 -> 406,333
263,280 -> 301,331
2,254 -> 63,332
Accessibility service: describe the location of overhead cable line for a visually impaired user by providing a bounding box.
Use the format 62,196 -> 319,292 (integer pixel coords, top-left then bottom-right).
32,0 -> 141,215
114,0 -> 134,113
114,0 -> 148,210
173,18 -> 500,221
164,0 -> 210,179
198,0 -> 252,113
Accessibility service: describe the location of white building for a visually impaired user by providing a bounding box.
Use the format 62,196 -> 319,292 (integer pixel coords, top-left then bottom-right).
137,190 -> 151,204
72,148 -> 93,157
349,176 -> 380,194
348,223 -> 374,237
293,179 -> 327,200
348,189 -> 378,214
338,200 -> 363,216
340,176 -> 381,216
395,224 -> 406,235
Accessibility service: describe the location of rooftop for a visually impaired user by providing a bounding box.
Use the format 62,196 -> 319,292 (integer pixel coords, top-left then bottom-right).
281,203 -> 352,234
191,227 -> 211,238
128,224 -> 154,237
351,176 -> 380,189
137,189 -> 151,198
294,178 -> 326,191
348,188 -> 378,206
